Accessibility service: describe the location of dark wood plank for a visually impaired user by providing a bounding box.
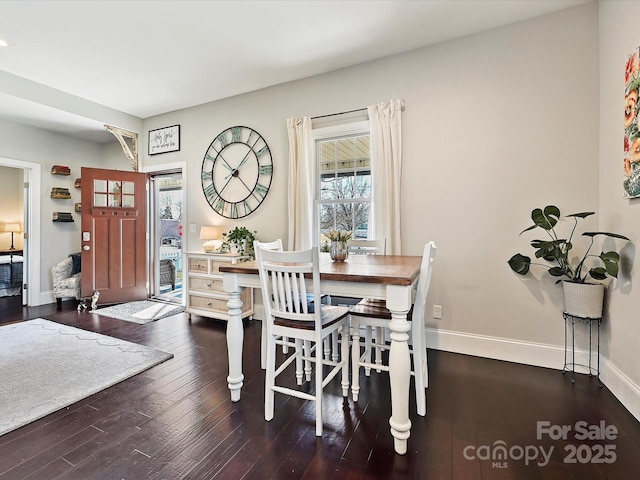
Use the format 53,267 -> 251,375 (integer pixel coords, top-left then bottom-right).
0,297 -> 639,479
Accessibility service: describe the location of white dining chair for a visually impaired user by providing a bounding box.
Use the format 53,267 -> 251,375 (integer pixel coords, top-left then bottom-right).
256,246 -> 350,436
346,238 -> 386,372
347,238 -> 386,256
350,241 -> 437,416
254,239 -> 285,369
254,239 -> 330,374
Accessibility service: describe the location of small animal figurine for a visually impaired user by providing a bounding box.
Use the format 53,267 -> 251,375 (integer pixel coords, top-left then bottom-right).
77,299 -> 87,312
90,290 -> 100,311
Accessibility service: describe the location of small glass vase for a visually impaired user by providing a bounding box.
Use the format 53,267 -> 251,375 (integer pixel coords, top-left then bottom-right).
330,241 -> 348,262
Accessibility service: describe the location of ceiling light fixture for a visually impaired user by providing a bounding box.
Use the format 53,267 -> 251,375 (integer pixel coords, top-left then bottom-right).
0,38 -> 8,47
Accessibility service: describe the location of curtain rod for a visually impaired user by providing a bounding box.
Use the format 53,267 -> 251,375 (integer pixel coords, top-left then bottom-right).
311,108 -> 367,120
311,102 -> 405,120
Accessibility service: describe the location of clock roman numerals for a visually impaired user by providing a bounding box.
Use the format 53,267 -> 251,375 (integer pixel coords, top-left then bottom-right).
259,164 -> 273,175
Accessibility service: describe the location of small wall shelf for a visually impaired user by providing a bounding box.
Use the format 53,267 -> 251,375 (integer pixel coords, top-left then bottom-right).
52,212 -> 74,222
51,165 -> 71,175
51,187 -> 71,199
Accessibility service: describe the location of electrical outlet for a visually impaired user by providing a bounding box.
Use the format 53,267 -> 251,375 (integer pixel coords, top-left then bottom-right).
433,305 -> 443,319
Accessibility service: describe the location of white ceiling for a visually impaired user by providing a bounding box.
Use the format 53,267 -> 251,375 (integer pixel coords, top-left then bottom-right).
0,0 -> 590,143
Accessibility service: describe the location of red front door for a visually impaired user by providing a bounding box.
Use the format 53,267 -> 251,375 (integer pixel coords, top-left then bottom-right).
80,167 -> 148,304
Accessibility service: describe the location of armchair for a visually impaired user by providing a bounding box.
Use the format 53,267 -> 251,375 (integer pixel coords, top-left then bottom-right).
52,256 -> 81,306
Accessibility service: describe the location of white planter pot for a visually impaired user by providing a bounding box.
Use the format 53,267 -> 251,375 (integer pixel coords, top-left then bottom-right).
562,281 -> 605,318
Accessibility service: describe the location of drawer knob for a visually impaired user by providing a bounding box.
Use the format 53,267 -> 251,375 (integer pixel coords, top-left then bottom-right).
206,282 -> 212,287
207,301 -> 212,306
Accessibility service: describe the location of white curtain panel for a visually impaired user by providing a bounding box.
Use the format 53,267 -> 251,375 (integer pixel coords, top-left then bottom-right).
287,117 -> 316,250
368,99 -> 404,255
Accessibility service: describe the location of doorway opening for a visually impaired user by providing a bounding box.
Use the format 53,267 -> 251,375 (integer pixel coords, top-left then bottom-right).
151,171 -> 184,304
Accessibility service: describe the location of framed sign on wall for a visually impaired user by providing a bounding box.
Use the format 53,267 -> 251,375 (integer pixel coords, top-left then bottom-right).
148,125 -> 180,155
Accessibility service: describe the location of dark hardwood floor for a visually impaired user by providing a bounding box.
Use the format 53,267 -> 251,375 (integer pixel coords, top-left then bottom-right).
1,295 -> 639,479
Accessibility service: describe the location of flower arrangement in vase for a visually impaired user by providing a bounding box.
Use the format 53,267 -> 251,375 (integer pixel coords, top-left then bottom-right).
325,229 -> 352,262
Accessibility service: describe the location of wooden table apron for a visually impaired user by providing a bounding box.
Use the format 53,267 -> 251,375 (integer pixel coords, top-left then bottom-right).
220,253 -> 422,455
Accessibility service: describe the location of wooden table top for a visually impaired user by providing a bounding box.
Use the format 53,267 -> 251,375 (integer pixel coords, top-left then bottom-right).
219,253 -> 422,286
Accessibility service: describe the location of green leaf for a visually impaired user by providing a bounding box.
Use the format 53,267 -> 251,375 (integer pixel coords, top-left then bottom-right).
508,254 -> 530,275
589,267 -> 608,281
548,267 -> 565,277
566,211 -> 594,219
583,231 -> 631,241
531,205 -> 560,230
600,251 -> 620,277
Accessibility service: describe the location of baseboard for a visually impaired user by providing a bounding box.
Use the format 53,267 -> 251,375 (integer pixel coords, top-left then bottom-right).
37,290 -> 56,307
599,356 -> 640,423
426,327 -> 640,422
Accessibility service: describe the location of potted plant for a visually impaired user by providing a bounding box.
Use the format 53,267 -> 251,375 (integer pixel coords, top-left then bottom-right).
508,205 -> 630,317
221,227 -> 258,259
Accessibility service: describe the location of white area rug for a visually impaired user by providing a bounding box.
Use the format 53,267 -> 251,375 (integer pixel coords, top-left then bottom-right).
0,318 -> 173,436
95,300 -> 184,324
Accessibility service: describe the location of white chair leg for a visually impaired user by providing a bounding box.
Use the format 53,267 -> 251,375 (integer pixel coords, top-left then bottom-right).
341,322 -> 349,397
265,333 -> 276,422
304,340 -> 312,382
375,326 -> 384,373
261,319 -> 267,370
295,338 -> 304,385
364,325 -> 372,376
412,321 -> 427,416
351,317 -> 361,402
332,332 -> 339,362
315,338 -> 323,437
282,336 -> 289,354
323,337 -> 331,361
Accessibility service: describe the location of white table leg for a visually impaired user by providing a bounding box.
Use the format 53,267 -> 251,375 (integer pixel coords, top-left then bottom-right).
224,275 -> 245,402
386,284 -> 412,455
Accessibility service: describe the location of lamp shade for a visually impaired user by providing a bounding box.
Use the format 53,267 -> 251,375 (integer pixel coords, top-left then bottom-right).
3,223 -> 20,233
199,226 -> 220,252
199,226 -> 219,240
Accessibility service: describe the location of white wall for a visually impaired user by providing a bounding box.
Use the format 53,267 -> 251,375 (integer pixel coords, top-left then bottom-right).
0,120 -> 128,304
599,0 -> 640,420
144,0 -> 600,360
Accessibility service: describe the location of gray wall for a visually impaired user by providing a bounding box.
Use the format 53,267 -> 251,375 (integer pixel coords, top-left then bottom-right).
144,1 -> 602,370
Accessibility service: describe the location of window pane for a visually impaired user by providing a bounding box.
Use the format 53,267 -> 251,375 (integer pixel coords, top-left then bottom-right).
122,181 -> 135,195
122,195 -> 135,208
109,181 -> 122,207
94,179 -> 107,193
319,201 -> 369,236
94,193 -> 107,207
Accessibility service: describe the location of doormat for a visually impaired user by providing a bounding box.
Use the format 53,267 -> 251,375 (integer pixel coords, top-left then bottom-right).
0,318 -> 173,436
95,300 -> 184,325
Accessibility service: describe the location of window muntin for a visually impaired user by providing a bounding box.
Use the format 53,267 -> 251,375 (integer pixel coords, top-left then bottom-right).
93,179 -> 135,208
317,133 -> 371,244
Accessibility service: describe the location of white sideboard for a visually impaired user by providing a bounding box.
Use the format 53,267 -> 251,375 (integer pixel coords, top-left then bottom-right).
185,252 -> 253,321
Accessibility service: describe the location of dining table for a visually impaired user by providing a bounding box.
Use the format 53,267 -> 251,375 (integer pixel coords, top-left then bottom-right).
219,251 -> 422,455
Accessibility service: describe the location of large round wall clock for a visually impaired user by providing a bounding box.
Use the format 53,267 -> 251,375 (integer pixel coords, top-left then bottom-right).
201,126 -> 273,219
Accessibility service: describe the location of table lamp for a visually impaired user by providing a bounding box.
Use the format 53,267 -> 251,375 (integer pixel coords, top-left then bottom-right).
3,223 -> 20,250
199,226 -> 220,252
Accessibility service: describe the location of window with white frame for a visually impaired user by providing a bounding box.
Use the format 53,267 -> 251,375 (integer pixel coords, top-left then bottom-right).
315,121 -> 371,249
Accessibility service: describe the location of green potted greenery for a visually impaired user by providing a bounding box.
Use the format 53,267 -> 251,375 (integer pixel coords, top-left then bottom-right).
508,205 -> 630,317
221,226 -> 258,259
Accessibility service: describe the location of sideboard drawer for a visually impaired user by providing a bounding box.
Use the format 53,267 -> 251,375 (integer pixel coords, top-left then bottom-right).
188,257 -> 208,273
189,276 -> 224,294
189,294 -> 229,314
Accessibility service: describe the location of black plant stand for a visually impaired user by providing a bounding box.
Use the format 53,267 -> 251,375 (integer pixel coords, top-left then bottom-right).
563,311 -> 602,385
